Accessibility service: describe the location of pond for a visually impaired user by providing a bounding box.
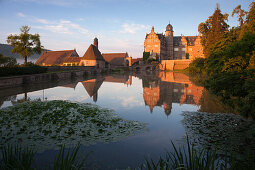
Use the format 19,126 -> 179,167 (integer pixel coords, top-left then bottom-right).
0,72 -> 254,169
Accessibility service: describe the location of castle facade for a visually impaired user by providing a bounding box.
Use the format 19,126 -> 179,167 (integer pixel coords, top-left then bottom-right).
144,24 -> 204,60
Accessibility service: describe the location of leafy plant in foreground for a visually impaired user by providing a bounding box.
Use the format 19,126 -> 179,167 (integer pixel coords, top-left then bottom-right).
1,145 -> 35,170
139,136 -> 220,170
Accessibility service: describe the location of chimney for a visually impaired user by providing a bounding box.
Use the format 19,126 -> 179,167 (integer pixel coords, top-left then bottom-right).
94,37 -> 98,48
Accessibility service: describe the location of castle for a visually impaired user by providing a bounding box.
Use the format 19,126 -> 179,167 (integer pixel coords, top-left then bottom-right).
144,24 -> 204,60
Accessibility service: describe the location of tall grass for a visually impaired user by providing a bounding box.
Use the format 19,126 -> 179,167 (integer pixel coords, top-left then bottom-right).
139,136 -> 221,170
0,143 -> 87,170
1,145 -> 35,170
52,143 -> 87,170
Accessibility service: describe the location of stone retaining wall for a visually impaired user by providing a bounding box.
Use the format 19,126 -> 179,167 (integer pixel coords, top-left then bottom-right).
160,60 -> 191,70
0,69 -> 103,89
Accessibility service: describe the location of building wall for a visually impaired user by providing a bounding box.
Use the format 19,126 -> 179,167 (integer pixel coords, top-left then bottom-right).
144,31 -> 161,56
160,60 -> 191,70
144,26 -> 204,61
79,60 -> 105,68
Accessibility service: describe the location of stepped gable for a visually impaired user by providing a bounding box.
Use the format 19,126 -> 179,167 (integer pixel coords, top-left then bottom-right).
36,50 -> 78,65
102,53 -> 127,66
82,44 -> 105,61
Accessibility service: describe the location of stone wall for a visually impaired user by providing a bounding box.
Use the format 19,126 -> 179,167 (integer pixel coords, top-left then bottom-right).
44,66 -> 95,72
160,60 -> 191,71
0,69 -> 104,89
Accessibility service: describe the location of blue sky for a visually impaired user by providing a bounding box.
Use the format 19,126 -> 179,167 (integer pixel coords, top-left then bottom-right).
0,0 -> 253,58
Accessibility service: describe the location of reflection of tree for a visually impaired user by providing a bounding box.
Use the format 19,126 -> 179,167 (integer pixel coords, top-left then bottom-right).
199,90 -> 233,113
0,95 -> 17,107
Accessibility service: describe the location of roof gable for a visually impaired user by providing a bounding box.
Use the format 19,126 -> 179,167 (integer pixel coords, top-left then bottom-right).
102,53 -> 128,66
36,50 -> 78,65
82,44 -> 105,61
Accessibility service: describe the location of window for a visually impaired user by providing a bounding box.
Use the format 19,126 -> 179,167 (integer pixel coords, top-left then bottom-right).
182,48 -> 185,51
155,45 -> 158,47
174,48 -> 179,51
189,48 -> 192,51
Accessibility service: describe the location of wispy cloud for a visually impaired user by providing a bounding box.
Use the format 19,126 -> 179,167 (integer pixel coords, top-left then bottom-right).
17,13 -> 90,35
120,23 -> 149,34
17,12 -> 25,17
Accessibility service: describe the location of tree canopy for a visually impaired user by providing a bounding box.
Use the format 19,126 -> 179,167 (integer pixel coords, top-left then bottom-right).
198,4 -> 229,57
7,26 -> 43,65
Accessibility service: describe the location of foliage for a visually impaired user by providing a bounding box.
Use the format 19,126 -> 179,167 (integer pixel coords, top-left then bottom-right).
0,44 -> 42,60
0,144 -> 88,170
1,145 -> 35,170
7,26 -> 43,65
204,70 -> 255,118
0,65 -> 47,77
0,53 -> 17,67
185,53 -> 189,59
198,4 -> 229,57
0,100 -> 146,153
52,143 -> 87,170
188,58 -> 206,74
139,136 -> 221,170
143,52 -> 150,61
232,5 -> 248,26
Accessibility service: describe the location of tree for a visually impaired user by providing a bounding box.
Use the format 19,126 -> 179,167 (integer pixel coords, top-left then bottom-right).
7,26 -> 43,65
198,4 -> 229,57
232,5 -> 248,27
0,53 -> 17,67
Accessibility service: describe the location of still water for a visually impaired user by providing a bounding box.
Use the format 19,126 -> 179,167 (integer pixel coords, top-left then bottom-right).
0,72 -> 250,169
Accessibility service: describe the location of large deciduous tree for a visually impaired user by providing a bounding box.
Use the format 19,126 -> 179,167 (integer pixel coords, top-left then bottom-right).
7,26 -> 43,65
198,4 -> 229,57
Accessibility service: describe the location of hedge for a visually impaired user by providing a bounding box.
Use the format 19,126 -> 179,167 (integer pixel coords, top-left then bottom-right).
0,66 -> 48,77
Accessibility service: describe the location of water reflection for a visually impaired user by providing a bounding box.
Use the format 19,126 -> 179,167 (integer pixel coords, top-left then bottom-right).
0,73 -> 205,110
142,72 -> 204,115
0,72 -> 238,169
1,72 -> 234,116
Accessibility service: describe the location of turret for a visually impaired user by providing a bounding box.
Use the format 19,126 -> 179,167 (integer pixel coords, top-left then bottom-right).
165,23 -> 173,37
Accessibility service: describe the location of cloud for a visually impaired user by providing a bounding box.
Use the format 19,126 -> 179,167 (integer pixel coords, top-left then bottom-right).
18,13 -> 89,35
17,12 -> 25,17
120,23 -> 149,34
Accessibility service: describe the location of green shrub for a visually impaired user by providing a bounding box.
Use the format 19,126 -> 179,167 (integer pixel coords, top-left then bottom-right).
0,65 -> 48,77
188,58 -> 206,74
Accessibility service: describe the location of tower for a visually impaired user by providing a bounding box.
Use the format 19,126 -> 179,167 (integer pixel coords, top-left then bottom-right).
165,23 -> 174,60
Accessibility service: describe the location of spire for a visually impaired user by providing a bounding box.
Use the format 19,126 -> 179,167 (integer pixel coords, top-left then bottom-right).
151,26 -> 155,33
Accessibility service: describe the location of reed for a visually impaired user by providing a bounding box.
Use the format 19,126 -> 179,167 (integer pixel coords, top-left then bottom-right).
1,145 -> 35,170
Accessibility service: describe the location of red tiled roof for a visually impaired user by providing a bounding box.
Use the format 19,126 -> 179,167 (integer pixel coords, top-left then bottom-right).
132,58 -> 143,64
63,57 -> 81,63
82,44 -> 105,61
102,53 -> 128,66
36,50 -> 79,65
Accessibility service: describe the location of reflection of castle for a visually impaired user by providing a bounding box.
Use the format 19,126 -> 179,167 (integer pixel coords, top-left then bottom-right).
62,75 -> 132,102
143,72 -> 204,115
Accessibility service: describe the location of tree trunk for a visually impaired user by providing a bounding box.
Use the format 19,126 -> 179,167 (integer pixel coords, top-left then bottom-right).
24,56 -> 27,65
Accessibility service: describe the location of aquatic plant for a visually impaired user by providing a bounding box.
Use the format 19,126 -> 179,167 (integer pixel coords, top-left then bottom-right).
0,145 -> 35,170
0,100 -> 146,153
139,136 -> 220,170
52,143 -> 87,170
